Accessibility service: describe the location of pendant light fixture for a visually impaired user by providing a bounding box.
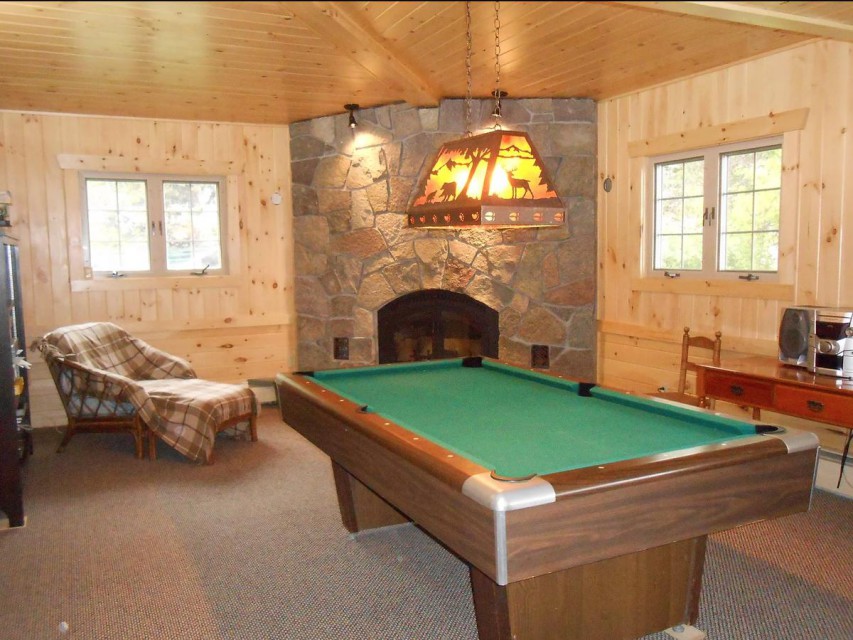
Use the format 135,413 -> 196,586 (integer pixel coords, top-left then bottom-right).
407,1 -> 564,229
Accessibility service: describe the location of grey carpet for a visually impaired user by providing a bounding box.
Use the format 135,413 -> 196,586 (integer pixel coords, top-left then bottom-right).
0,407 -> 850,640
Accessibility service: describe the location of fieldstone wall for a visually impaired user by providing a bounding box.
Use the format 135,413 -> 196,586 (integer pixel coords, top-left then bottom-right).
290,98 -> 597,379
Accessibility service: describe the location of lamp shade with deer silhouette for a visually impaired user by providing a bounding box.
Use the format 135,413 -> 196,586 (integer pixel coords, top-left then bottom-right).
407,129 -> 564,229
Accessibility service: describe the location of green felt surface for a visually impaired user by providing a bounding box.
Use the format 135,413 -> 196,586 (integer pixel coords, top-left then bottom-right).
312,359 -> 757,478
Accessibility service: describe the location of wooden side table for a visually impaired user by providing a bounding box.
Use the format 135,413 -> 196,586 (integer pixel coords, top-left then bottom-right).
696,356 -> 853,488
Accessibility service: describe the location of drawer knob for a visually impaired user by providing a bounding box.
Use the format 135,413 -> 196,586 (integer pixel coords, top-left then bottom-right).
806,400 -> 825,413
729,385 -> 744,396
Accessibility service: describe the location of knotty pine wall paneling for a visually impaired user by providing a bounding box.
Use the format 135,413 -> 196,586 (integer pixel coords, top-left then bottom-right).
597,40 -> 853,450
0,111 -> 296,428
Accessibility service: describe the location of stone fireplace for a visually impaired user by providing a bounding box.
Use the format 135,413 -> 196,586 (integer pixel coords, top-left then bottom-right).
290,98 -> 596,379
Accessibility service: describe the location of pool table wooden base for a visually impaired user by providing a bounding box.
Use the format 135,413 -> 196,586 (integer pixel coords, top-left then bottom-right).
468,537 -> 706,640
337,462 -> 707,640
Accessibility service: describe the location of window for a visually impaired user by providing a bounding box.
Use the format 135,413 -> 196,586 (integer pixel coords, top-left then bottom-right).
82,173 -> 227,276
649,138 -> 782,280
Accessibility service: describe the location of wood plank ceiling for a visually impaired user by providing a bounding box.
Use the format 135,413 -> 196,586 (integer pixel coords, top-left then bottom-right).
0,1 -> 851,125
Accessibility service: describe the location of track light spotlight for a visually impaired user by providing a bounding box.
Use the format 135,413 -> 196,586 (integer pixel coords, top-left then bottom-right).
344,103 -> 359,129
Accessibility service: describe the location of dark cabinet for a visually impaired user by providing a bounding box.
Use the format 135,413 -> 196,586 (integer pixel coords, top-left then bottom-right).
1,231 -> 25,527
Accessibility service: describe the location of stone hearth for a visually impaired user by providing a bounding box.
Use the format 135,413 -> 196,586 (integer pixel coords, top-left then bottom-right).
290,98 -> 597,380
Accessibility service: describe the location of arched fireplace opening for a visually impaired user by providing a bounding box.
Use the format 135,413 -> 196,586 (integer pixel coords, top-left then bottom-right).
377,290 -> 499,364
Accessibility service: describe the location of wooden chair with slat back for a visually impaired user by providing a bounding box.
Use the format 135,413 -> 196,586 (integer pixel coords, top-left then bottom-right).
655,327 -> 722,408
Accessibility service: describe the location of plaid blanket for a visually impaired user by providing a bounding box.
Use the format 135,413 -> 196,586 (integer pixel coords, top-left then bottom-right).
39,322 -> 257,463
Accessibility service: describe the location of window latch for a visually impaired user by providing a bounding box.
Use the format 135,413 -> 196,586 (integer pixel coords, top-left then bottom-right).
109,271 -> 126,278
191,265 -> 210,276
738,273 -> 760,282
663,271 -> 681,279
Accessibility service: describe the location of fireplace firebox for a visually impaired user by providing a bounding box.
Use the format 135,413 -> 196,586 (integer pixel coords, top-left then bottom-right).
377,290 -> 498,364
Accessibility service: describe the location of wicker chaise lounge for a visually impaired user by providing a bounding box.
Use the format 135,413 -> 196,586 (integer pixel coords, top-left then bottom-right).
38,322 -> 257,464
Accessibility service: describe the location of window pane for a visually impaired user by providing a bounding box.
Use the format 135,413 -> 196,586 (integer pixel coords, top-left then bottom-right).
683,196 -> 704,233
722,233 -> 752,270
88,210 -> 119,242
86,181 -> 118,210
163,181 -> 222,271
121,242 -> 151,270
117,181 -> 147,211
164,182 -> 192,212
656,235 -> 682,269
658,199 -> 683,234
659,163 -> 684,198
682,234 -> 703,270
753,231 -> 779,271
683,160 -> 704,197
755,148 -> 782,190
194,242 -> 222,269
120,211 -> 148,241
723,192 -> 754,232
723,151 -> 754,193
90,242 -> 120,271
754,191 -> 780,231
166,240 -> 194,270
85,179 -> 150,272
193,183 -> 219,213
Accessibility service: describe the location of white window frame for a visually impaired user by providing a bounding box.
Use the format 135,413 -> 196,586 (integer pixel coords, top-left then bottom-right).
645,136 -> 783,283
80,172 -> 229,278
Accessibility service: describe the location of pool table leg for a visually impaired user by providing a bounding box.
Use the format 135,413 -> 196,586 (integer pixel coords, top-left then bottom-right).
331,461 -> 410,533
469,536 -> 708,640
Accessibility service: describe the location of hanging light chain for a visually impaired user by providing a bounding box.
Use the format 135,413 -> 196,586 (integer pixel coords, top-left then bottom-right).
492,0 -> 504,128
464,0 -> 473,137
494,0 -> 501,98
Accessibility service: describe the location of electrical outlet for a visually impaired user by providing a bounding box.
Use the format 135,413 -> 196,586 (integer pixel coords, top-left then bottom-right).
334,337 -> 350,360
531,345 -> 549,369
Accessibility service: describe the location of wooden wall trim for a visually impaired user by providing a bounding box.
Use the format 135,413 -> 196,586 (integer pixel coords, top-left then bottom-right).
630,278 -> 794,300
31,314 -> 294,339
599,320 -> 778,357
56,153 -> 244,175
627,107 -> 809,157
69,275 -> 243,292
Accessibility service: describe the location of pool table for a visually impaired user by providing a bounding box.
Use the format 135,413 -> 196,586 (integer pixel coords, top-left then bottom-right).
275,357 -> 818,640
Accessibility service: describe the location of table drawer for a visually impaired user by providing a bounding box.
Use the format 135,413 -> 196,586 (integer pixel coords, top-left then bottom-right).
704,373 -> 774,406
773,387 -> 853,426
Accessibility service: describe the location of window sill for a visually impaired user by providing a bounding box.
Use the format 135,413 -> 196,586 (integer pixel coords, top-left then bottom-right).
630,277 -> 793,300
70,274 -> 240,292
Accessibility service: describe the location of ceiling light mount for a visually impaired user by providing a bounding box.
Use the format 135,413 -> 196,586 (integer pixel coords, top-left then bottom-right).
491,89 -> 508,120
344,103 -> 359,128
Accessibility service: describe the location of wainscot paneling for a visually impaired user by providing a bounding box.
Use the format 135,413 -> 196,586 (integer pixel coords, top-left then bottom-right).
0,111 -> 296,428
597,40 -> 853,451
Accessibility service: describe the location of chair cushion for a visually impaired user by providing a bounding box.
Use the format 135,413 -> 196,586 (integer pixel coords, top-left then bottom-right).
67,393 -> 136,418
59,368 -> 136,417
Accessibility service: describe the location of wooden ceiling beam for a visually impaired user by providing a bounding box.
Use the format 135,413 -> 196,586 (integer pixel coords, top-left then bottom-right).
284,1 -> 441,107
612,1 -> 853,43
